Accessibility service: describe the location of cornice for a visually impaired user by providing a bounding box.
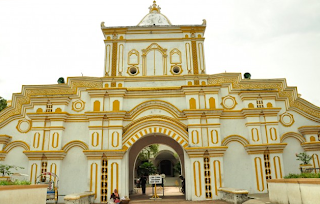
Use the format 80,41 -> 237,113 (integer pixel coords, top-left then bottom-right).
101,24 -> 206,35
298,126 -> 320,135
83,149 -> 126,160
184,146 -> 228,158
208,73 -> 320,122
84,111 -> 126,120
0,151 -> 6,161
238,92 -> 278,101
301,142 -> 320,151
244,143 -> 287,154
241,108 -> 281,117
87,88 -> 127,97
27,112 -> 69,121
29,97 -> 71,105
183,109 -> 224,118
0,135 -> 12,144
31,126 -> 65,131
23,150 -> 66,160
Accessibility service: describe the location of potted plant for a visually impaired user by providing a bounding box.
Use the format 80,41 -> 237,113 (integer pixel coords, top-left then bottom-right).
296,152 -> 312,172
0,164 -> 24,181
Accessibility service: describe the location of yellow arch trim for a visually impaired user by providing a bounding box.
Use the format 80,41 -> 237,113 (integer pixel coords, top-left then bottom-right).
62,140 -> 89,152
123,119 -> 189,150
124,115 -> 187,133
221,135 -> 250,146
3,140 -> 30,152
129,100 -> 182,119
280,132 -> 306,144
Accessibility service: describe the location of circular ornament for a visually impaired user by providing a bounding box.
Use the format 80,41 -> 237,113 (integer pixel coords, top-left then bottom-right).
279,112 -> 294,127
16,119 -> 32,133
127,66 -> 139,76
72,100 -> 85,112
221,95 -> 237,110
170,65 -> 183,75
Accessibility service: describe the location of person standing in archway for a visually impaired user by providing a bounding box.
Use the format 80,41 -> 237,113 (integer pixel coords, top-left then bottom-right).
179,175 -> 185,194
140,175 -> 147,195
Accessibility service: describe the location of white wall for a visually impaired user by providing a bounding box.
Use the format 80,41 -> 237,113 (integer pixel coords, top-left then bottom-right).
59,147 -> 88,199
282,137 -> 304,175
223,142 -> 253,192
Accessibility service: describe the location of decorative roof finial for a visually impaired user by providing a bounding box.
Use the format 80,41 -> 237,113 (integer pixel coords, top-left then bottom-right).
148,0 -> 161,13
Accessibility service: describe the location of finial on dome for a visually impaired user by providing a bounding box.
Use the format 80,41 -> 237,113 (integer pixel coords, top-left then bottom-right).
148,0 -> 161,13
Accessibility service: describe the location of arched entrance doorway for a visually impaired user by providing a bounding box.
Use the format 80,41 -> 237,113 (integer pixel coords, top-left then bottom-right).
126,133 -> 187,200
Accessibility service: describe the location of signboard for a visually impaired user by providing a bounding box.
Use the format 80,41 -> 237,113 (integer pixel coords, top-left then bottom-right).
149,175 -> 162,184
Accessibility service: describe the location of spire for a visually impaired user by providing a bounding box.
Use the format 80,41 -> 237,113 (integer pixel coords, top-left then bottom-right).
148,0 -> 161,13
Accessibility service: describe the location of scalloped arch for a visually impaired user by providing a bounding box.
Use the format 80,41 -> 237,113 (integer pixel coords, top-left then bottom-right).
3,140 -> 30,152
122,117 -> 189,150
62,140 -> 89,153
221,135 -> 250,146
124,115 -> 187,134
280,132 -> 306,144
129,100 -> 182,119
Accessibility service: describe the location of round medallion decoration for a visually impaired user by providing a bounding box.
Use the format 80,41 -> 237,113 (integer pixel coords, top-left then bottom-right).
221,95 -> 237,110
72,100 -> 85,112
279,112 -> 294,127
16,119 -> 32,133
127,66 -> 139,76
170,65 -> 183,75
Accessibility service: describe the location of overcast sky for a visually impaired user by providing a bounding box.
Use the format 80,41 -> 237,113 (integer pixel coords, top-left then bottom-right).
0,0 -> 319,106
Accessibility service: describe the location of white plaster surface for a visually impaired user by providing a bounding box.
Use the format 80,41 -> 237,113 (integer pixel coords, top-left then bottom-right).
0,185 -> 47,204
268,181 -> 320,204
223,142 -> 253,192
59,147 -> 88,203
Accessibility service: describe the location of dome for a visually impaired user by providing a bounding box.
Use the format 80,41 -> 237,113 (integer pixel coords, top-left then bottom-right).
137,1 -> 172,26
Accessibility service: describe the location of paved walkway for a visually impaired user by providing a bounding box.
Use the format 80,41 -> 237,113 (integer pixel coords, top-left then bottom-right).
54,187 -> 274,204
128,187 -> 274,204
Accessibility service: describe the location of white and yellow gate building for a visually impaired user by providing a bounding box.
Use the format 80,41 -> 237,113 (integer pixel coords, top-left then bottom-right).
0,1 -> 320,202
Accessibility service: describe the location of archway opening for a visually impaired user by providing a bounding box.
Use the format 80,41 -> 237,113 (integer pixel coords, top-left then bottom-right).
127,134 -> 186,201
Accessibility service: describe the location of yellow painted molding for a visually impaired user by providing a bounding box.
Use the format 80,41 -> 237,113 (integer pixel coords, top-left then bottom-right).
3,140 -> 30,152
298,126 -> 320,135
280,132 -> 306,143
62,140 -> 89,152
221,135 -> 250,146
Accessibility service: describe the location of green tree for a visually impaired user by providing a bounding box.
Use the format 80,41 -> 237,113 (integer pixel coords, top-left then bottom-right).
137,162 -> 157,177
138,144 -> 159,161
173,162 -> 181,175
0,164 -> 24,176
296,152 -> 312,165
0,96 -> 7,112
57,77 -> 65,84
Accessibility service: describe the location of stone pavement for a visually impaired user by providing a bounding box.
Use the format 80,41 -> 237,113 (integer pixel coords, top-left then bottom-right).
55,187 -> 274,204
127,187 -> 274,204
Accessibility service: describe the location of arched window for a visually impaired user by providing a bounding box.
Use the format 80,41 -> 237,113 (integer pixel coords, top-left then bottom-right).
209,97 -> 216,109
93,100 -> 100,111
189,98 -> 196,109
113,100 -> 120,111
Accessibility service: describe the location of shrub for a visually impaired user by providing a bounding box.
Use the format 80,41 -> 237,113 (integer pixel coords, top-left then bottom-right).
295,152 -> 312,165
284,173 -> 320,179
0,180 -> 31,186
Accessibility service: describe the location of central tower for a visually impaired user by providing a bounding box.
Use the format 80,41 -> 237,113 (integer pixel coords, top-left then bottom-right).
101,1 -> 206,84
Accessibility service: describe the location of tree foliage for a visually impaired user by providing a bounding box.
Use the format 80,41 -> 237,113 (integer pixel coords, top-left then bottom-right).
0,164 -> 24,176
0,96 -> 7,112
137,162 -> 157,176
296,152 -> 312,165
138,144 -> 159,161
173,162 -> 181,175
